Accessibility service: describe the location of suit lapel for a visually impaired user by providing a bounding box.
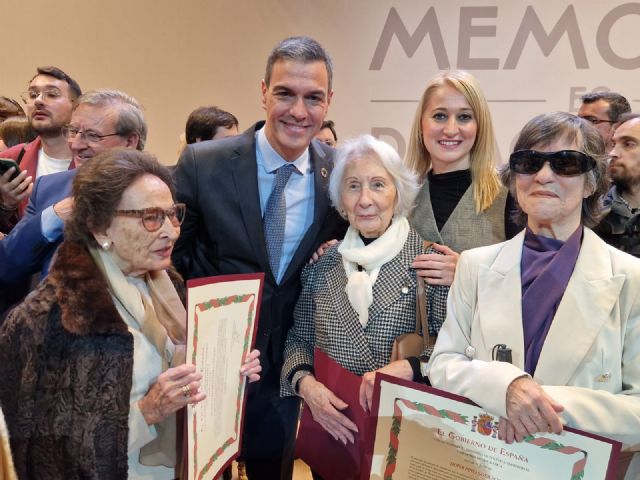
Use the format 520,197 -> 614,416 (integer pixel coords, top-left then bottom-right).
325,259 -> 378,369
230,126 -> 272,280
477,231 -> 526,367
281,142 -> 333,284
534,229 -> 625,385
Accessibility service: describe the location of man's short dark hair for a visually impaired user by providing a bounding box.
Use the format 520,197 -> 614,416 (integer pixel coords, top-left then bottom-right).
31,66 -> 82,99
264,36 -> 333,91
617,112 -> 640,126
321,120 -> 337,142
581,91 -> 631,122
185,106 -> 239,144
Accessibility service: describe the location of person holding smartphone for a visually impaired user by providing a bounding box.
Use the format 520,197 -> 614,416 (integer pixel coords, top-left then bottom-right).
0,66 -> 80,229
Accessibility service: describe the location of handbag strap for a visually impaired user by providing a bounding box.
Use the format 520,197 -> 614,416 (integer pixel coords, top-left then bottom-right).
416,241 -> 434,350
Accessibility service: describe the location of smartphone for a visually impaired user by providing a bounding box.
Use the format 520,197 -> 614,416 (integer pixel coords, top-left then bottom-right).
0,158 -> 20,181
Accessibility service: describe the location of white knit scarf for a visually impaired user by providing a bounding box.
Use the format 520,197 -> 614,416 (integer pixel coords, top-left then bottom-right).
338,216 -> 409,328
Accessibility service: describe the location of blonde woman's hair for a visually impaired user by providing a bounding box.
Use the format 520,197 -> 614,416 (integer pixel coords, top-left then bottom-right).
406,70 -> 501,213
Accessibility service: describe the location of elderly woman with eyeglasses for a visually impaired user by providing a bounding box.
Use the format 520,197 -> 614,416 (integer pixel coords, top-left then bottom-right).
429,112 -> 640,479
0,148 -> 261,479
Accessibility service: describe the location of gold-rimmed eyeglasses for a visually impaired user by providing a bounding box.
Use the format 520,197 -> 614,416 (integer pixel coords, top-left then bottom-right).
113,203 -> 186,232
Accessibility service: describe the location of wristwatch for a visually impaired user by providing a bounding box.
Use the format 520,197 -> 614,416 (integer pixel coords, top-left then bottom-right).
419,354 -> 430,384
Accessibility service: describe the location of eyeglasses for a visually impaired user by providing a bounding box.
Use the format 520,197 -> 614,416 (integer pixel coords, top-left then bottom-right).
509,150 -> 596,176
20,88 -> 65,104
579,115 -> 615,125
62,125 -> 121,144
113,203 -> 186,232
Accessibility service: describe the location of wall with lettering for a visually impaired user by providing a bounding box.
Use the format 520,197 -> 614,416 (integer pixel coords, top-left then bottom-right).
3,1 -> 638,164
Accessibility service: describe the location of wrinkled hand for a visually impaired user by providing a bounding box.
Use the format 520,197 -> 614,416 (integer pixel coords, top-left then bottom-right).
138,363 -> 205,425
308,239 -> 338,264
0,168 -> 33,208
240,349 -> 262,383
412,243 -> 460,286
53,196 -> 74,221
299,375 -> 358,444
499,376 -> 564,443
359,360 -> 413,412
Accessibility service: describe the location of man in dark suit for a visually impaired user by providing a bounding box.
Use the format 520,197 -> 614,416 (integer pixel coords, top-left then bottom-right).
173,36 -> 344,480
0,89 -> 145,315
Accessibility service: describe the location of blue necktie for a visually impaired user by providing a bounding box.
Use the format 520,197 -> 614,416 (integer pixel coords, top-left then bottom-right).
264,163 -> 297,280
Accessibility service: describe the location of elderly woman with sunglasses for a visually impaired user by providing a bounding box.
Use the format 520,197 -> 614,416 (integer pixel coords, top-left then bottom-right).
0,149 -> 261,479
429,112 -> 640,479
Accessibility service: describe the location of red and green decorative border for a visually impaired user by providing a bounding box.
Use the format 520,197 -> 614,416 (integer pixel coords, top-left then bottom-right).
383,398 -> 587,480
191,294 -> 256,480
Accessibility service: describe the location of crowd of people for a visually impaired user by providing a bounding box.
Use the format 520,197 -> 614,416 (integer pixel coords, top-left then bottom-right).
0,35 -> 639,480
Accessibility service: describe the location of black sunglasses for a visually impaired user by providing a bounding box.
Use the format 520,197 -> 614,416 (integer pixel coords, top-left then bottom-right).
509,150 -> 596,176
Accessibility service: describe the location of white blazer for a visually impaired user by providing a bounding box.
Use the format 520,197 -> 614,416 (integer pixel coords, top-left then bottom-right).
429,228 -> 640,452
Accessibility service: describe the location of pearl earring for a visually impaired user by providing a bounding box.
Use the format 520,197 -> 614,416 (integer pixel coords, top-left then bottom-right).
101,241 -> 111,250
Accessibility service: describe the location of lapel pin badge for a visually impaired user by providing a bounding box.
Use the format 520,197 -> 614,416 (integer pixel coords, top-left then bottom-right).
320,167 -> 328,178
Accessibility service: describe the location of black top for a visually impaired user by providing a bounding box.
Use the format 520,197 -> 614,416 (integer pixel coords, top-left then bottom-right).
428,168 -> 520,239
428,169 -> 472,231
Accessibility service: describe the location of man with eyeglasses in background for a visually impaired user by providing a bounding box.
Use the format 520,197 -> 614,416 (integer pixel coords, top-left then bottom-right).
0,66 -> 81,230
0,89 -> 145,319
578,91 -> 631,151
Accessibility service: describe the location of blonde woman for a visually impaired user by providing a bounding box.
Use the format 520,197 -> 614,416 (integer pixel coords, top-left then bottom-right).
407,70 -> 517,290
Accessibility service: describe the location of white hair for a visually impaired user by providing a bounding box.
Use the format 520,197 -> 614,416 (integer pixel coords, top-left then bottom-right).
329,134 -> 419,218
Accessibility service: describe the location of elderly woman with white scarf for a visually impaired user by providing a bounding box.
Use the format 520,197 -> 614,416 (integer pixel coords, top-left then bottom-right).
281,134 -> 445,447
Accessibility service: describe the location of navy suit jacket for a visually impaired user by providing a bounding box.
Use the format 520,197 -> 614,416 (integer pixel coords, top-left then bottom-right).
173,122 -> 346,369
0,169 -> 76,283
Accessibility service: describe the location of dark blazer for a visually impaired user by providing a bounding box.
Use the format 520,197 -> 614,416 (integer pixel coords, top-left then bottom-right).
0,169 -> 76,283
172,122 -> 345,369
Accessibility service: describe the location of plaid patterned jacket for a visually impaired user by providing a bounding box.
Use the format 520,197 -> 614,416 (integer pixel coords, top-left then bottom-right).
281,227 -> 447,396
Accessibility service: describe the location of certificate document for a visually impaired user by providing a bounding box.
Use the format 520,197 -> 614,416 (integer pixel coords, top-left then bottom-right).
364,374 -> 621,480
186,273 -> 263,480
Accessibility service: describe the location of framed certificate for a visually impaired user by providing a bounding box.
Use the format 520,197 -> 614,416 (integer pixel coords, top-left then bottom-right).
185,273 -> 263,480
363,374 -> 621,480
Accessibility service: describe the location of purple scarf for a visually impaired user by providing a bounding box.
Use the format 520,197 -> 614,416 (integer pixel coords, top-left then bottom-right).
520,226 -> 582,375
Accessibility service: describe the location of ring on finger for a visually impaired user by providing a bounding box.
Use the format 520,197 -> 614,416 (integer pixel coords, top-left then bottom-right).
181,384 -> 192,398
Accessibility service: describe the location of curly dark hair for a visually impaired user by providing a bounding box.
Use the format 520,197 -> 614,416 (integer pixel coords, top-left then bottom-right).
65,148 -> 175,246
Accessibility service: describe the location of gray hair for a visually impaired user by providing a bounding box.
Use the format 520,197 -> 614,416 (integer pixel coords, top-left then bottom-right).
264,36 -> 333,91
502,111 -> 608,228
74,89 -> 147,150
329,134 -> 419,219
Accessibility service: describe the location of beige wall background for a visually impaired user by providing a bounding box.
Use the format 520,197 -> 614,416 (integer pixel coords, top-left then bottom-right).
3,1 -> 639,164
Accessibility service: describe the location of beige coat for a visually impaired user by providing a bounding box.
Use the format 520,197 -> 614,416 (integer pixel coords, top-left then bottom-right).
430,228 -> 640,458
